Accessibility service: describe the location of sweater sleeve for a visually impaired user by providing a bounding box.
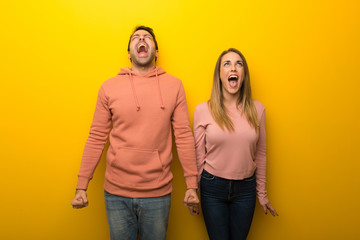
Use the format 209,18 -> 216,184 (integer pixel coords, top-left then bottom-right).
171,82 -> 198,190
255,107 -> 269,205
76,86 -> 112,190
193,104 -> 207,184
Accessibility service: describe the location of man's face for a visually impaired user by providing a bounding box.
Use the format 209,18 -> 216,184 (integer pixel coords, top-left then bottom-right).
128,30 -> 158,67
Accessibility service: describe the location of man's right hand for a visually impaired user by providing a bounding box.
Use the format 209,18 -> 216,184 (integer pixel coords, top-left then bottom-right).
71,189 -> 88,209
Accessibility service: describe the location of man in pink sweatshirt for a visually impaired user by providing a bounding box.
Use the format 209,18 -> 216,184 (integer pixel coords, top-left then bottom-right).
71,26 -> 199,240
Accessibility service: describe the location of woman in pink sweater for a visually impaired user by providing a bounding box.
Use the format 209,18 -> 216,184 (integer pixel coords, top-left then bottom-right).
193,48 -> 278,240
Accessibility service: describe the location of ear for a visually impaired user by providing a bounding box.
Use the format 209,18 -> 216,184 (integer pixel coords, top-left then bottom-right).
155,50 -> 159,58
128,52 -> 131,60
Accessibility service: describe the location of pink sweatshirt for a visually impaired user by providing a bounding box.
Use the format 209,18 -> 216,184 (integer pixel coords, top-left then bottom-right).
77,66 -> 198,198
193,101 -> 269,205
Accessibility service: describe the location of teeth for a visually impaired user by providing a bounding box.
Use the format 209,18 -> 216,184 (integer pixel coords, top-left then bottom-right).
137,43 -> 147,52
228,75 -> 238,80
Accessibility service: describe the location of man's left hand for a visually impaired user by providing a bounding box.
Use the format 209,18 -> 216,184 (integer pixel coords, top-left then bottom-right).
183,189 -> 200,215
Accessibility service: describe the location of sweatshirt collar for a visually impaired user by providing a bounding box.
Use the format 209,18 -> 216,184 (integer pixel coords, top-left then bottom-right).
119,66 -> 166,111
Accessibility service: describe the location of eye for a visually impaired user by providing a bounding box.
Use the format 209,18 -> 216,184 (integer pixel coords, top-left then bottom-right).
223,62 -> 229,66
236,62 -> 243,66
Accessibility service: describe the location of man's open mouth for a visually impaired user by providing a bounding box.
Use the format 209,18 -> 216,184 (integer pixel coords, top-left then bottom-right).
137,43 -> 148,54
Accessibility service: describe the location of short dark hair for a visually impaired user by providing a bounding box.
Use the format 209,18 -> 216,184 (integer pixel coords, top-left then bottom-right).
127,25 -> 158,52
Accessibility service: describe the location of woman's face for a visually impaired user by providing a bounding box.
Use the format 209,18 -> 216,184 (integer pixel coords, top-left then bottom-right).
219,51 -> 244,97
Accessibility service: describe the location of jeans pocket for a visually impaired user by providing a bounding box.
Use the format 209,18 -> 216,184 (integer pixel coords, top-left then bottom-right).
104,190 -> 112,197
201,170 -> 215,181
244,173 -> 256,182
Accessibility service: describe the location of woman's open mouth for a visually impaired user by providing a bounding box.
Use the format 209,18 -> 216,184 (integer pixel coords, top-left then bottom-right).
228,75 -> 239,88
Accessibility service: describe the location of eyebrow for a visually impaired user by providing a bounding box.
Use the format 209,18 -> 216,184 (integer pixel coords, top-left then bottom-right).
132,33 -> 152,38
222,60 -> 243,63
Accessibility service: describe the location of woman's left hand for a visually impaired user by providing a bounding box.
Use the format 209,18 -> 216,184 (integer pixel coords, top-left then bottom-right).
262,201 -> 278,216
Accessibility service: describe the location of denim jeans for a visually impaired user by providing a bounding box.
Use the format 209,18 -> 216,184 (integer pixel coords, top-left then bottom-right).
104,191 -> 171,240
200,170 -> 256,240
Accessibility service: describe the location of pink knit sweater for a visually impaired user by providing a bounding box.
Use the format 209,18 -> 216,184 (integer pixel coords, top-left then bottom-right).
76,66 -> 198,198
193,101 -> 269,205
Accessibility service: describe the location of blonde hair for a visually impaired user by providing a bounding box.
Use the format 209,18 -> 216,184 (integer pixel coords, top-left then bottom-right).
208,48 -> 259,132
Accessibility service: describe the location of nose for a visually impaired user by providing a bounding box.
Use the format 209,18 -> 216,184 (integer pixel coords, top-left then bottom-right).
139,36 -> 144,41
231,64 -> 236,71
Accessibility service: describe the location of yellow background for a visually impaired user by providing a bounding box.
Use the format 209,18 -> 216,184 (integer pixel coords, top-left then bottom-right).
1,0 -> 359,239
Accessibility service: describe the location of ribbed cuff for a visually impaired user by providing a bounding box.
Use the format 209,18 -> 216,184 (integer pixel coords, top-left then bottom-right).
76,176 -> 90,190
185,176 -> 198,190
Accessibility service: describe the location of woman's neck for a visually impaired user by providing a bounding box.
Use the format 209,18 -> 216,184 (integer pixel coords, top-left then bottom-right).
222,92 -> 238,108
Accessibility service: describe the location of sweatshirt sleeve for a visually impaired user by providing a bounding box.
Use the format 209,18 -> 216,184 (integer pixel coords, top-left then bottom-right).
255,107 -> 269,205
193,104 -> 207,184
171,82 -> 198,190
76,86 -> 112,190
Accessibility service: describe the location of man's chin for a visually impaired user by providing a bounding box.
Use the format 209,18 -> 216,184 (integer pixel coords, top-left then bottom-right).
133,58 -> 155,67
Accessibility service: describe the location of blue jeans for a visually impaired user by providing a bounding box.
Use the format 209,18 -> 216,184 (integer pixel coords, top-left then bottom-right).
104,191 -> 171,240
200,170 -> 256,240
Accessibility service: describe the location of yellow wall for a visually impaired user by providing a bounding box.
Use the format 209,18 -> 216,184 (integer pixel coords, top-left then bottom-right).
1,0 -> 359,239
